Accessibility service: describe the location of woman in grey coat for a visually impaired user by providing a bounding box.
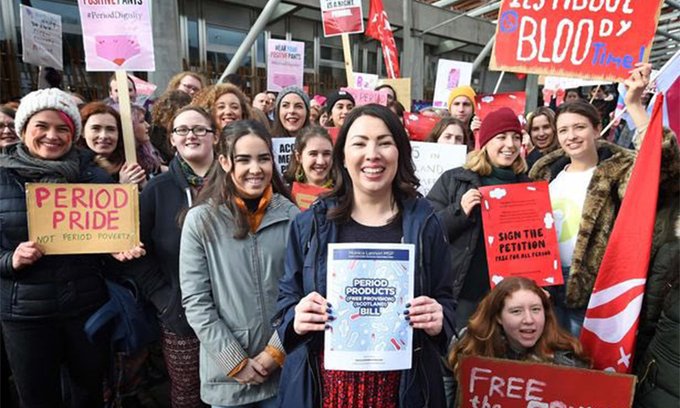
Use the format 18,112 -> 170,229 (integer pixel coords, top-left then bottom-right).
180,120 -> 299,407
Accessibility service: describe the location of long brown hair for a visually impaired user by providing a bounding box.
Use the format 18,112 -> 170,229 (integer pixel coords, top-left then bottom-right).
189,120 -> 293,239
425,117 -> 472,151
448,277 -> 590,375
283,126 -> 334,184
326,104 -> 420,223
78,102 -> 125,174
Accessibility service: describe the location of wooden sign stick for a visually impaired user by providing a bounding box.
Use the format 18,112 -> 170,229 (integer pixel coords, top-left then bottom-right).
589,84 -> 601,103
341,33 -> 355,88
493,71 -> 505,94
115,70 -> 137,164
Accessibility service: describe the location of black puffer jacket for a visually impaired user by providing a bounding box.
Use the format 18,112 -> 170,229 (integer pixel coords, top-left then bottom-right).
0,149 -> 113,321
426,168 -> 529,301
123,157 -> 195,336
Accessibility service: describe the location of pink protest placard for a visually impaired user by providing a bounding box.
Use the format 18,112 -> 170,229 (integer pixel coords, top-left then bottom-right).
267,39 -> 305,92
340,88 -> 388,107
77,0 -> 155,71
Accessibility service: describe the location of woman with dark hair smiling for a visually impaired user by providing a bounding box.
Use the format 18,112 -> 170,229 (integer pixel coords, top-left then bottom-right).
274,104 -> 455,408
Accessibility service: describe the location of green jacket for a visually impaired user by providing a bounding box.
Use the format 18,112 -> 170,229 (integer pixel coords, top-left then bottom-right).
180,194 -> 299,406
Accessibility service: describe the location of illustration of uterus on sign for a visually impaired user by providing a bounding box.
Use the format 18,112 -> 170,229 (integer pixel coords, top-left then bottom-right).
447,68 -> 460,90
95,35 -> 141,67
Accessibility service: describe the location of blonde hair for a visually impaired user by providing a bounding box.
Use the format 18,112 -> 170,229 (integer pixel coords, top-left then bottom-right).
463,145 -> 527,176
166,71 -> 206,93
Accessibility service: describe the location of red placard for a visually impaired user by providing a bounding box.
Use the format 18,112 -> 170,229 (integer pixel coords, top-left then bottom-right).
459,356 -> 635,408
474,92 -> 526,121
341,87 -> 388,106
490,0 -> 664,81
320,0 -> 364,37
292,182 -> 330,211
326,126 -> 339,144
479,182 -> 562,288
403,113 -> 441,141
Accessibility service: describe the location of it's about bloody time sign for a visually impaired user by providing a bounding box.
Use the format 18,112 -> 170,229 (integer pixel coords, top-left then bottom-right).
479,182 -> 562,288
490,0 -> 664,81
459,356 -> 635,408
26,184 -> 140,255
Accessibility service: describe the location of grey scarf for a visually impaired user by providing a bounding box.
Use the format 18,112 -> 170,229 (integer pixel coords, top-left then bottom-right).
0,143 -> 80,183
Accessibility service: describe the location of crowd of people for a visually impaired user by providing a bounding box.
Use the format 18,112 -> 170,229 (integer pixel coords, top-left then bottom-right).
0,63 -> 677,408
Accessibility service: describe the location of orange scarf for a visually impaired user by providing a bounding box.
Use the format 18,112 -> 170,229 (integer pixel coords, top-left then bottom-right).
233,185 -> 273,233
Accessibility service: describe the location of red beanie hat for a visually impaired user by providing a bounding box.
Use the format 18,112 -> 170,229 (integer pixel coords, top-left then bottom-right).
478,107 -> 522,148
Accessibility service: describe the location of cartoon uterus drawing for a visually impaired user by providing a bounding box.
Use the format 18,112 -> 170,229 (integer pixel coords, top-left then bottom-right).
95,35 -> 141,67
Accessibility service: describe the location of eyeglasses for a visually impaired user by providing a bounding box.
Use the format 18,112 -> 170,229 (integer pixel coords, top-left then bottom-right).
0,123 -> 16,133
172,126 -> 214,137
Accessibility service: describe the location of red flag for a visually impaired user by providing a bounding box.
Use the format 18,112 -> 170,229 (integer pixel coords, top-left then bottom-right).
579,94 -> 665,373
366,0 -> 400,79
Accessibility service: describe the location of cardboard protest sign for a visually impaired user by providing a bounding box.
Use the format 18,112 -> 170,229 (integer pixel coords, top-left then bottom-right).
474,92 -> 526,121
271,137 -> 296,177
129,74 -> 157,105
379,78 -> 411,112
77,0 -> 155,71
432,59 -> 472,109
490,0 -> 664,81
20,5 -> 63,70
26,184 -> 140,255
325,243 -> 415,371
411,142 -> 466,196
353,72 -> 380,90
479,182 -> 562,288
320,0 -> 364,37
341,87 -> 388,106
459,356 -> 636,408
267,39 -> 305,92
292,182 -> 330,211
403,113 -> 441,141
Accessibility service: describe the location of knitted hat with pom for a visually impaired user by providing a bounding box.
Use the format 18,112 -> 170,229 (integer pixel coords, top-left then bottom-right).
15,88 -> 82,141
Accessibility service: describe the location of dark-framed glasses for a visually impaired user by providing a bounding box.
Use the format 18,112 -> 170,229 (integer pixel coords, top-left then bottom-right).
172,126 -> 214,137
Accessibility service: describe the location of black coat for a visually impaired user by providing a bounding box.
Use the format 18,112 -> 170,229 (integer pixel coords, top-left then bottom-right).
124,157 -> 195,335
426,168 -> 530,301
0,149 -> 112,321
274,197 -> 455,408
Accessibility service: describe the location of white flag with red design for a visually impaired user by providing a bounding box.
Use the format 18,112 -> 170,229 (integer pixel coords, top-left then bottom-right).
579,94 -> 665,373
366,0 -> 400,79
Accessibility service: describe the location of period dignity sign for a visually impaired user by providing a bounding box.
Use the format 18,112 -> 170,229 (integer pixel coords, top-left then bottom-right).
459,356 -> 635,408
479,182 -> 562,288
490,0 -> 664,81
267,39 -> 305,92
320,0 -> 364,37
26,184 -> 140,255
77,0 -> 155,71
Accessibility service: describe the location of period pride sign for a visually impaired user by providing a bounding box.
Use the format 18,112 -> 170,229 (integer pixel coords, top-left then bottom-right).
459,356 -> 635,408
479,182 -> 562,288
341,87 -> 388,106
26,184 -> 140,255
20,5 -> 63,70
490,0 -> 664,81
77,0 -> 155,71
267,39 -> 305,92
320,0 -> 364,37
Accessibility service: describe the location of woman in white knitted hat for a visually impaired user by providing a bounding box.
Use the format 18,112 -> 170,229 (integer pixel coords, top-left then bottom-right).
0,88 -> 143,407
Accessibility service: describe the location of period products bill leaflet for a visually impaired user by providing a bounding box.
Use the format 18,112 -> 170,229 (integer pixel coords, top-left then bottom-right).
325,243 -> 415,371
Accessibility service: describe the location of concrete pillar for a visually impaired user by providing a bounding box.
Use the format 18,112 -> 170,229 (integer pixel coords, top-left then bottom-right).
524,74 -> 539,114
147,0 -> 183,97
411,35 -> 424,100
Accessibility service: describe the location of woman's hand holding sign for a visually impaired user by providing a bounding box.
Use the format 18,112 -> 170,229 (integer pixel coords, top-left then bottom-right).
11,241 -> 45,271
294,291 -> 333,335
405,296 -> 444,337
461,189 -> 483,216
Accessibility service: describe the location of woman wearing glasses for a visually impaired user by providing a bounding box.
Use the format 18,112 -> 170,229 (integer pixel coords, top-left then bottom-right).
127,106 -> 217,408
0,106 -> 19,149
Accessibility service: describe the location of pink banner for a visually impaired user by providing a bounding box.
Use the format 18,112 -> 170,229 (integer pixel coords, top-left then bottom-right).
77,0 -> 155,71
340,87 -> 388,107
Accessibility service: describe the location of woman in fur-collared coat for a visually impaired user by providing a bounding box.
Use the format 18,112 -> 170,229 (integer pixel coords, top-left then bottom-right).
529,63 -> 680,336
